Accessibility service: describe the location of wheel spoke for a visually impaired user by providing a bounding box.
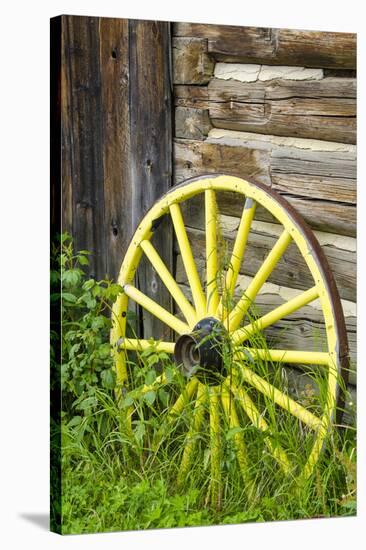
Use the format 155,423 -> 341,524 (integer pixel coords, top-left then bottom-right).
168,377 -> 199,419
205,189 -> 220,315
218,198 -> 256,319
221,384 -> 252,486
302,422 -> 328,480
170,202 -> 206,318
234,362 -> 322,430
111,292 -> 129,386
234,347 -> 330,366
209,386 -> 221,509
228,229 -> 292,332
123,284 -> 190,335
140,239 -> 197,327
229,381 -> 291,474
177,382 -> 207,486
232,286 -> 319,344
118,337 -> 175,354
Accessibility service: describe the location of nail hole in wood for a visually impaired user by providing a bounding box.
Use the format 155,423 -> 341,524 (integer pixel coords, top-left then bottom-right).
111,49 -> 117,59
112,226 -> 118,237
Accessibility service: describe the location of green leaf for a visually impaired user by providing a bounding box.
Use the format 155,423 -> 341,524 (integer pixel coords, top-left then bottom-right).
62,292 -> 77,303
67,415 -> 82,428
98,343 -> 111,359
101,369 -> 115,390
123,394 -> 134,408
147,354 -> 159,367
145,369 -> 157,385
69,343 -> 80,358
92,285 -> 102,297
62,269 -> 81,287
78,255 -> 89,266
77,396 -> 97,411
91,316 -> 106,330
144,390 -> 156,406
165,365 -> 175,384
158,388 -> 169,407
134,421 -> 146,445
83,279 -> 95,291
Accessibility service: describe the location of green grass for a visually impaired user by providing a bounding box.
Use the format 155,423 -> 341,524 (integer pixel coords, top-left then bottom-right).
59,350 -> 356,534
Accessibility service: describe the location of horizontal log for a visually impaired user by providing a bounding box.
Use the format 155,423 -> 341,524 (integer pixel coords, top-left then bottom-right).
173,216 -> 356,302
174,138 -> 356,236
276,196 -> 356,238
174,84 -> 211,109
173,23 -> 356,70
174,138 -> 271,184
175,78 -> 356,144
172,37 -> 214,84
272,174 -> 355,204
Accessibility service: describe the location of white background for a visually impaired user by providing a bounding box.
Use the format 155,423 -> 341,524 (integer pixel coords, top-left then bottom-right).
0,1 -> 364,548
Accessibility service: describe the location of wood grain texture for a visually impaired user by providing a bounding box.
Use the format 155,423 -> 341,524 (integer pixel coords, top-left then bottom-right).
175,106 -> 212,140
174,139 -> 356,236
99,18 -> 131,281
129,19 -> 173,339
173,37 -> 214,84
61,16 -> 106,279
173,23 -> 356,69
59,16 -> 173,339
175,78 -> 356,144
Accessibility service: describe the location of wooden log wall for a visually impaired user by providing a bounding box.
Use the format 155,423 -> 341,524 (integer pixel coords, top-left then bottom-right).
58,15 -> 172,338
172,22 -> 357,419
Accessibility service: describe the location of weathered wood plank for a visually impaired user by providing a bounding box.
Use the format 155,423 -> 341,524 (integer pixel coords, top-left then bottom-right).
271,174 -> 355,204
59,18 -> 72,238
175,106 -> 211,140
99,18 -> 131,281
174,84 -> 209,109
277,197 -> 356,237
175,78 -> 356,144
174,138 -> 271,184
61,15 -> 106,279
129,19 -> 173,339
173,37 -> 214,84
174,139 -> 356,236
270,145 -> 356,182
173,23 -> 356,70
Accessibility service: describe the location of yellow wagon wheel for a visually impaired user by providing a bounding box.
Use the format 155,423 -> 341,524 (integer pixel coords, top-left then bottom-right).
110,174 -> 349,505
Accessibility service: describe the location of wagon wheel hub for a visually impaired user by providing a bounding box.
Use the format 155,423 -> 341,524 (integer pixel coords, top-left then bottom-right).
174,317 -> 229,384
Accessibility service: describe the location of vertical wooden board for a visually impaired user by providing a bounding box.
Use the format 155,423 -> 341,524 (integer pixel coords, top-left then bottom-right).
60,17 -> 73,239
50,16 -> 62,534
99,18 -> 131,281
129,20 -> 173,339
61,15 -> 106,279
